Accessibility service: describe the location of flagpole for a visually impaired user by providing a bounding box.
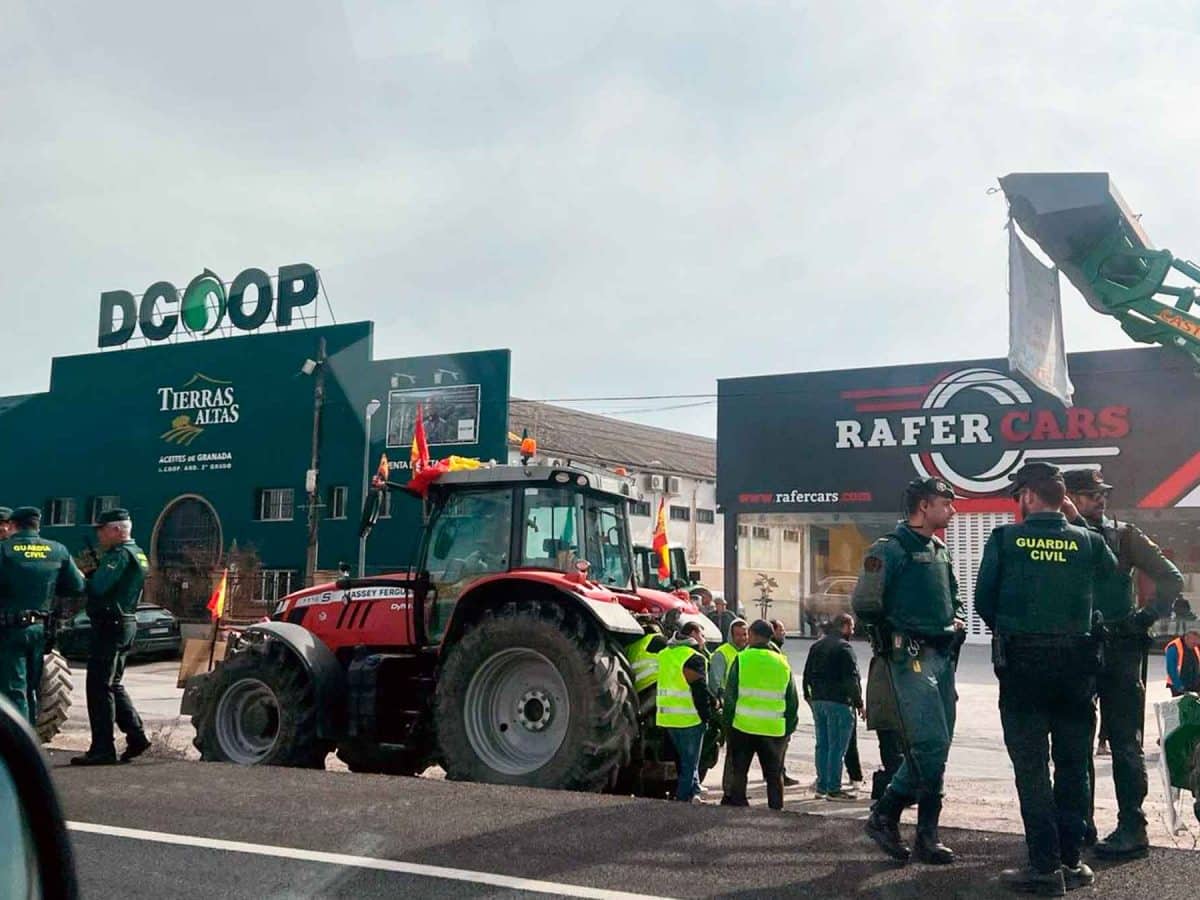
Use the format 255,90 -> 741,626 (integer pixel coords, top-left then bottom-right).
207,608 -> 220,671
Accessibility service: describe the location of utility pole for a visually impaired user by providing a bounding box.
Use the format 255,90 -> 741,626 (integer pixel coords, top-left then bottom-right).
304,337 -> 327,586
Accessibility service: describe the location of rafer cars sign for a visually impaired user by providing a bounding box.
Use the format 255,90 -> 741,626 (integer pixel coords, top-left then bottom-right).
717,349 -> 1200,513
98,263 -> 319,348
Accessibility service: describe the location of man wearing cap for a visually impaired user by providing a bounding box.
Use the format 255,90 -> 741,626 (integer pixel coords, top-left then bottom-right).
976,462 -> 1117,896
0,506 -> 86,727
72,508 -> 152,766
1063,466 -> 1183,859
853,476 -> 963,865
0,507 -> 15,541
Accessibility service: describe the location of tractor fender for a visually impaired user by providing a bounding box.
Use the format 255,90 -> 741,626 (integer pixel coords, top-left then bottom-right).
443,574 -> 644,647
241,622 -> 347,740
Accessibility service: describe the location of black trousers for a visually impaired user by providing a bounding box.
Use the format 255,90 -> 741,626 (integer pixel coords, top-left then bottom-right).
87,634 -> 144,756
1088,639 -> 1148,831
871,729 -> 905,799
999,643 -> 1096,873
722,729 -> 786,810
844,721 -> 862,783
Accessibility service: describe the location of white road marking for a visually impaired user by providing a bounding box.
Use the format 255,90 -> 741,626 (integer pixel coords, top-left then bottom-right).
67,821 -> 671,899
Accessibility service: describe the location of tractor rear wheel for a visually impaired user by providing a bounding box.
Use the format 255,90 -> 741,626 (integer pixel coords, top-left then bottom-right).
36,650 -> 73,744
435,600 -> 635,791
193,648 -> 329,768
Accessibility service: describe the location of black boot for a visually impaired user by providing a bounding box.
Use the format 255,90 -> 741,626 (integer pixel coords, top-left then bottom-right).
865,789 -> 912,862
1060,862 -> 1095,891
121,733 -> 151,762
1092,823 -> 1149,860
913,795 -> 955,865
999,867 -> 1065,897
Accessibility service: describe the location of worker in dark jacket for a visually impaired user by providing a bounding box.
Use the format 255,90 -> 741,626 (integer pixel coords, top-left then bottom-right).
976,462 -> 1117,896
721,619 -> 799,810
1063,467 -> 1184,859
802,613 -> 863,800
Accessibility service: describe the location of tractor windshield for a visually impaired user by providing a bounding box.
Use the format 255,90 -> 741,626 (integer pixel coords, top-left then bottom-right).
520,487 -> 633,588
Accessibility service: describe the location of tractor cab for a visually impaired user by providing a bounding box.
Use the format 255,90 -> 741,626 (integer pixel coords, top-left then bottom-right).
407,466 -> 638,639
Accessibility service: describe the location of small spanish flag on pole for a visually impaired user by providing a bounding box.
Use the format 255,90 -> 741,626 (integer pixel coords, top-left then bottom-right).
207,568 -> 229,620
651,498 -> 670,582
206,567 -> 229,669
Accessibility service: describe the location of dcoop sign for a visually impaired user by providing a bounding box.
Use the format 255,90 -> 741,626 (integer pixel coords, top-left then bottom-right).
98,263 -> 319,348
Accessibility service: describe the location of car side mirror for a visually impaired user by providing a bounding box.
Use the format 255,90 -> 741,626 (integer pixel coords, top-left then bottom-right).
0,695 -> 78,898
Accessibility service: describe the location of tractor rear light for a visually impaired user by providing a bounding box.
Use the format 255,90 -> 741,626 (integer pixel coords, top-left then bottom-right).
553,472 -> 570,483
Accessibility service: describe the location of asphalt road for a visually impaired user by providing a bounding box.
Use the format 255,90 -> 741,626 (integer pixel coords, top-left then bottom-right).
50,751 -> 1196,900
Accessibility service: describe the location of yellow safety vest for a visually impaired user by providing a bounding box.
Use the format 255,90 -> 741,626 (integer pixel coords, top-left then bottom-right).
626,633 -> 661,692
656,645 -> 703,728
732,647 -> 791,737
713,642 -> 738,686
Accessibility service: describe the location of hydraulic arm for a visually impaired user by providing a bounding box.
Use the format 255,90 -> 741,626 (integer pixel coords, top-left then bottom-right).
1000,172 -> 1200,368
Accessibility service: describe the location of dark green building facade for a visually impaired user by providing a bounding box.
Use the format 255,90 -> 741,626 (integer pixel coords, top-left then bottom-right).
0,322 -> 509,616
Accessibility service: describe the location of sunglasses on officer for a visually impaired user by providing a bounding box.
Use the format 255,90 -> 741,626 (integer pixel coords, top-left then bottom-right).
1075,489 -> 1111,499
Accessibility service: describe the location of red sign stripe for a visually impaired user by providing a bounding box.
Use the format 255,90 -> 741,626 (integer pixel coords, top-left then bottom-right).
854,400 -> 925,412
1137,451 -> 1200,508
839,385 -> 929,400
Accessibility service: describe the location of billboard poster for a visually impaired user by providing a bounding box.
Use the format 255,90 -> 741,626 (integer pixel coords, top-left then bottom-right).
717,348 -> 1200,514
386,384 -> 482,449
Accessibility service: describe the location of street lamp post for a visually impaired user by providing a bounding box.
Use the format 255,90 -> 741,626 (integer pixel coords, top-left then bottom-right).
358,398 -> 382,577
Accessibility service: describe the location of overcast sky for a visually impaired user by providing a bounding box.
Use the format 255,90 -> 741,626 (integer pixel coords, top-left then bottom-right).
3,1 -> 1197,437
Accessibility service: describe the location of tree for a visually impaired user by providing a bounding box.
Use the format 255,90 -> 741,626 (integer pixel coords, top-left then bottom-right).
753,572 -> 778,621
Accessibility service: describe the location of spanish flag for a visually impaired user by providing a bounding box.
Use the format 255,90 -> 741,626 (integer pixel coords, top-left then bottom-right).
651,498 -> 670,581
410,403 -> 430,473
371,453 -> 390,489
206,568 -> 229,621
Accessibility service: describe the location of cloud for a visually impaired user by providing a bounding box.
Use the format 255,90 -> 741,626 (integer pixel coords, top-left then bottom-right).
2,0 -> 1197,439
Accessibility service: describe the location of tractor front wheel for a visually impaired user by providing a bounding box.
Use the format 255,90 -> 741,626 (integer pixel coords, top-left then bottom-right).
435,600 -> 635,791
193,647 -> 329,768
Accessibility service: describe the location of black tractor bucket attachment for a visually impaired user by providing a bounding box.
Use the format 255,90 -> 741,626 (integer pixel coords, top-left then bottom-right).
1000,172 -> 1200,367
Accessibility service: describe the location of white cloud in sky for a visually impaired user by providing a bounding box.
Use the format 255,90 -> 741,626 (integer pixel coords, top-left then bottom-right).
3,0 -> 1199,436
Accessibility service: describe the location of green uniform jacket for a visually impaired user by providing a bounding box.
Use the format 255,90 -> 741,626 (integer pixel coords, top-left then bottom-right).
0,529 -> 85,614
975,512 -> 1117,635
723,649 -> 799,736
1073,515 -> 1184,626
851,524 -> 965,637
86,541 -> 149,622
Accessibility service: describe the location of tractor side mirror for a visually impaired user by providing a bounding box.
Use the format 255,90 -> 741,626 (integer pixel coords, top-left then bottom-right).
359,490 -> 383,539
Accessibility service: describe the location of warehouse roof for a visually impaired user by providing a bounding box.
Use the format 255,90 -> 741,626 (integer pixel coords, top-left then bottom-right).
507,399 -> 715,479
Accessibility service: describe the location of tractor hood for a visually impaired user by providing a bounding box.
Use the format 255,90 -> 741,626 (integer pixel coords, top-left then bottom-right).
623,588 -> 723,643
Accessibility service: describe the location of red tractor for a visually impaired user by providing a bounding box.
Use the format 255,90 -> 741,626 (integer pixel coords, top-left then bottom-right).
183,464 -> 720,794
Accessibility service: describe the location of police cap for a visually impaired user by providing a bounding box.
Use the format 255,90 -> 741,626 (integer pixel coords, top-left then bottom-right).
95,508 -> 131,526
11,506 -> 41,526
1062,467 -> 1113,493
0,507 -> 11,523
904,477 -> 957,501
1007,461 -> 1064,496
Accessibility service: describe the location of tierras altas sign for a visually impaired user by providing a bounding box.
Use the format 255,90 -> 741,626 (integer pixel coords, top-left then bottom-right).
99,263 -> 319,348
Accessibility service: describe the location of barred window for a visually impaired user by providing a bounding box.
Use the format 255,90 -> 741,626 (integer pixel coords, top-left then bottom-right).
257,488 -> 294,522
696,508 -> 715,524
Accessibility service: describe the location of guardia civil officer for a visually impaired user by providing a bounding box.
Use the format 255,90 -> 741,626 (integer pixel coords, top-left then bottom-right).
71,509 -> 152,766
1062,467 -> 1183,859
852,477 -> 964,865
0,506 -> 86,726
976,462 -> 1117,896
0,507 -> 15,540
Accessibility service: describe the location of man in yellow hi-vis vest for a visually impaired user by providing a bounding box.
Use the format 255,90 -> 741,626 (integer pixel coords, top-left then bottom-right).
656,631 -> 713,803
720,619 -> 799,810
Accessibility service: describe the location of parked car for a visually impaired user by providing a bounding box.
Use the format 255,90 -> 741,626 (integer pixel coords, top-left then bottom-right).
802,575 -> 859,631
57,604 -> 183,660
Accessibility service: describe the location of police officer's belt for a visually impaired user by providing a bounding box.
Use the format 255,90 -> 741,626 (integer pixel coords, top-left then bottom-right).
898,632 -> 956,652
0,610 -> 48,628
